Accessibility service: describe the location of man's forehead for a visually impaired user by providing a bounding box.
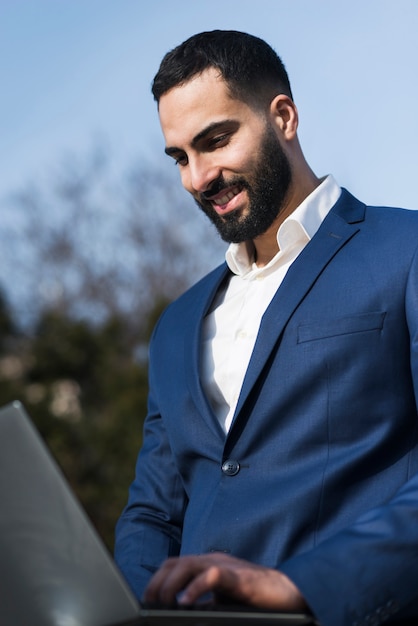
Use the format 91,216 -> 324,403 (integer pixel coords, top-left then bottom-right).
158,70 -> 251,143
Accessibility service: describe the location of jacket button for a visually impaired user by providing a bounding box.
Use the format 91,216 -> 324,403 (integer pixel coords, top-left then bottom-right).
222,459 -> 240,476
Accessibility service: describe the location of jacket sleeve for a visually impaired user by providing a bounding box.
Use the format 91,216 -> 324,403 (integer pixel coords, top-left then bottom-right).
281,475 -> 418,626
114,335 -> 188,599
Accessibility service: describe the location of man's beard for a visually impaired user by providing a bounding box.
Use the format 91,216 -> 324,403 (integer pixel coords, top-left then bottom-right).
194,127 -> 292,243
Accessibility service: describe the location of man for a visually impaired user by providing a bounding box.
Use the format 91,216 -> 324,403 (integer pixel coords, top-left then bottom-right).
115,30 -> 418,626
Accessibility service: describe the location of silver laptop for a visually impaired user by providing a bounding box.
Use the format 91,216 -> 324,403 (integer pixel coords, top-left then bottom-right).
0,402 -> 317,626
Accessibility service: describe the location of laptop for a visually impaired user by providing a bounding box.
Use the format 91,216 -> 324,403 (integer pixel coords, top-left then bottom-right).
0,401 -> 318,625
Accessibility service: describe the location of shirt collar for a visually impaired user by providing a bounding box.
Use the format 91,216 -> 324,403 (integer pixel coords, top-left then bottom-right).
225,175 -> 341,276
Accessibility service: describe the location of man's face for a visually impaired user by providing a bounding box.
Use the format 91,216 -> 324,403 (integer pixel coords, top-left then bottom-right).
159,68 -> 292,243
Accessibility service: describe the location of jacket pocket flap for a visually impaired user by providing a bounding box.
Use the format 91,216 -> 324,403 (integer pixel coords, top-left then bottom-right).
297,311 -> 386,343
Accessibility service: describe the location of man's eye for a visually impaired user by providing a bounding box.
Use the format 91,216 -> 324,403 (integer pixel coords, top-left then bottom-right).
210,134 -> 229,148
174,155 -> 188,166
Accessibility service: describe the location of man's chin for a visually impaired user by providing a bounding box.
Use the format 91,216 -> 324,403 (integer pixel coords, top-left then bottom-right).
196,200 -> 257,243
214,220 -> 254,244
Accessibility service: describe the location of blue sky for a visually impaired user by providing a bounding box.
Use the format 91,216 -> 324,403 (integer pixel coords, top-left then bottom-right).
1,0 -> 418,209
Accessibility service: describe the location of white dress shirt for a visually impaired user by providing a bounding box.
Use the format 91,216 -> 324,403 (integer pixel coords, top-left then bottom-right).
200,175 -> 341,433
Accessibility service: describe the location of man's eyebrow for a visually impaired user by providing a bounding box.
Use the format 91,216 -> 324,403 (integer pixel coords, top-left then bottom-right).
165,146 -> 181,157
164,119 -> 238,156
191,120 -> 238,147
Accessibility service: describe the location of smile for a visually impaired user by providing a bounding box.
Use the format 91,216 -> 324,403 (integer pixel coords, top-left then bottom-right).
207,185 -> 242,207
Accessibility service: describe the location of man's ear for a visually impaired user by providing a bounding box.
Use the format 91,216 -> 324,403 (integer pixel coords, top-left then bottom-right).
269,95 -> 299,140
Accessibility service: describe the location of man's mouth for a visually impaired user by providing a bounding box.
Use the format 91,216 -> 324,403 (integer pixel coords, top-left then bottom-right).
203,185 -> 243,214
213,186 -> 241,206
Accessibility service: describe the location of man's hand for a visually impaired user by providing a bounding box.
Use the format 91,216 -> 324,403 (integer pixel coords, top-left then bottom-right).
143,553 -> 308,611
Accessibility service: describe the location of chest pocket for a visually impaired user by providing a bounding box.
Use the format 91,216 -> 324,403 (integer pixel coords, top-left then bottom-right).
297,311 -> 386,343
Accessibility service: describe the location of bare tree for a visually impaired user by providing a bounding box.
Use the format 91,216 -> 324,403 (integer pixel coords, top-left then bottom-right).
2,145 -> 226,334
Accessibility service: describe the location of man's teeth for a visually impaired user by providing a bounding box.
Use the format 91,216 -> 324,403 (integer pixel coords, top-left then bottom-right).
215,188 -> 240,206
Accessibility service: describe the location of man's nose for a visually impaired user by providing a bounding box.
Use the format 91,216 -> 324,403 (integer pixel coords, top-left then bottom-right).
186,156 -> 221,194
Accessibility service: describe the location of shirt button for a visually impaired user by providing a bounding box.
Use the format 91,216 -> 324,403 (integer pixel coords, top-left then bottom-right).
221,459 -> 240,476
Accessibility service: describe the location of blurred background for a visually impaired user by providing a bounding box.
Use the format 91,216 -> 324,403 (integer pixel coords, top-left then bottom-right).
1,0 -> 417,550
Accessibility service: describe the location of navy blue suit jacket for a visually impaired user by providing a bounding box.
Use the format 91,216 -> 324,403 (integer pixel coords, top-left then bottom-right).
115,190 -> 418,626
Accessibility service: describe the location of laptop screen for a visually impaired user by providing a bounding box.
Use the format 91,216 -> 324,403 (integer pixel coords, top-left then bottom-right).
0,401 -> 140,626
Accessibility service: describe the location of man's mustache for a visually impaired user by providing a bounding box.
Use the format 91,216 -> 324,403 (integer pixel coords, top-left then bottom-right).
201,176 -> 246,201
200,178 -> 227,200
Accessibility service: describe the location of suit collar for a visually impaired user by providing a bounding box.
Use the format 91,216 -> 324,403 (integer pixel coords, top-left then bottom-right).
331,187 -> 366,224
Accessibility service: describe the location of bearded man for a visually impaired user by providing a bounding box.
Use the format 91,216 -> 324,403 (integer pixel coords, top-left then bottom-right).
115,30 -> 418,626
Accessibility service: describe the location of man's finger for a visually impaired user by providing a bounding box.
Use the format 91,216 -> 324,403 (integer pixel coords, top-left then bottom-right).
144,556 -> 205,605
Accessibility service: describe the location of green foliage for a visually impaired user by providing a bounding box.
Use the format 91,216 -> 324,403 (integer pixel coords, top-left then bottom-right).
0,296 -> 169,550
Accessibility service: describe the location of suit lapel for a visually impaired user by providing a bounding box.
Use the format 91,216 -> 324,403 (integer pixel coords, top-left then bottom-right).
184,263 -> 231,436
230,189 -> 366,426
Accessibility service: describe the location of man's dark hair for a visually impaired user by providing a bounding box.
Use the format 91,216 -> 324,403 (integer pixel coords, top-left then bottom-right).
152,30 -> 293,108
